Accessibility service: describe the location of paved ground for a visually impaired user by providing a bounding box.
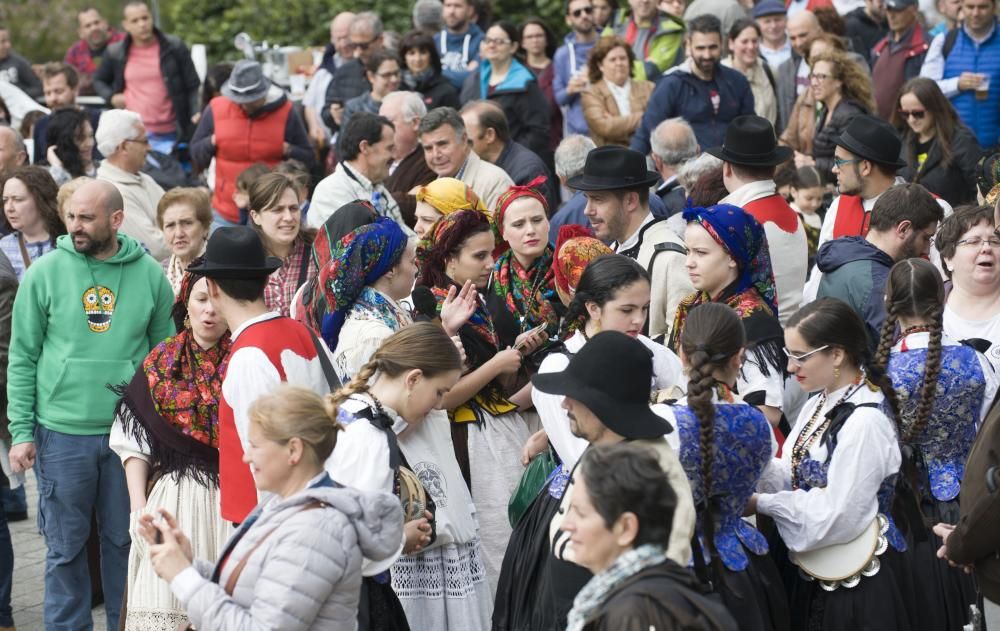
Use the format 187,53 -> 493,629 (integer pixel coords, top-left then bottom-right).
9,471 -> 106,631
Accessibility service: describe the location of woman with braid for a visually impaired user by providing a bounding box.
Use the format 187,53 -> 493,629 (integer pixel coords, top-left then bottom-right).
874,258 -> 997,631
325,323 -> 492,629
660,303 -> 789,631
749,298 -> 914,630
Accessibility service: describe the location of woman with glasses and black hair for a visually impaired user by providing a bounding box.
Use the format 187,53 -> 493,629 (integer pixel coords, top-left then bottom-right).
749,298 -> 914,630
893,77 -> 982,206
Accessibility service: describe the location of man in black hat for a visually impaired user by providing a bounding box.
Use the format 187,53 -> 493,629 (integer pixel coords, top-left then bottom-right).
712,115 -> 807,328
189,59 -> 313,229
870,0 -> 929,119
817,114 -> 951,246
571,145 -> 693,340
532,330 -> 695,602
189,227 -> 337,524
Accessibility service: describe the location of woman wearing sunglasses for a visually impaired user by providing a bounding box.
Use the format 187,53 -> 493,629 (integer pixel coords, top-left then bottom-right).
893,77 -> 982,207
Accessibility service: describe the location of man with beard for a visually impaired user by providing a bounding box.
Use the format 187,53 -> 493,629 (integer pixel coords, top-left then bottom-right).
6,178 -> 174,630
809,183 -> 943,348
64,7 -> 126,96
630,15 -> 754,153
437,0 -> 485,90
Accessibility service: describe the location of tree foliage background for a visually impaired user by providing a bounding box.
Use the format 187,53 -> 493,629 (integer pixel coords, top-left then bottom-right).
4,0 -> 565,65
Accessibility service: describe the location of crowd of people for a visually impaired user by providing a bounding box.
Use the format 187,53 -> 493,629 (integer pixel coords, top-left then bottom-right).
0,0 -> 1000,629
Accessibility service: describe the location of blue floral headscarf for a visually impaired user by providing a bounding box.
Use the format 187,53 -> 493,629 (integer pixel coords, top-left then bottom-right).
318,218 -> 410,349
682,204 -> 778,315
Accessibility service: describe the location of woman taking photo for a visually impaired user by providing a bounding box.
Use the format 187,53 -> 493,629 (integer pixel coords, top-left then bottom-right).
561,443 -> 737,631
137,384 -> 403,631
893,78 -> 981,206
157,188 -> 212,295
669,204 -> 786,430
580,36 -> 654,147
795,50 -> 874,179
459,21 -> 551,161
412,178 -> 488,240
248,172 -> 317,316
875,259 -> 996,631
398,31 -> 460,111
0,166 -> 66,280
722,19 -> 778,126
935,205 -> 1000,373
751,298 -> 911,630
327,323 -> 492,629
490,179 -> 561,342
111,270 -> 232,630
667,302 -> 789,631
343,51 -> 403,132
45,108 -> 97,186
417,209 -> 542,591
519,18 -> 563,156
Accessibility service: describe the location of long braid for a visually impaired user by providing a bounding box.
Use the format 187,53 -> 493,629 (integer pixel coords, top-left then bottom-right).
686,349 -> 719,559
327,359 -> 378,410
905,305 -> 943,443
874,301 -> 900,372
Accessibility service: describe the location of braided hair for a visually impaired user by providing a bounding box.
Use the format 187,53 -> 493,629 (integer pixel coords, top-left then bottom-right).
788,298 -> 902,431
327,322 -> 464,409
678,303 -> 745,561
558,254 -> 649,339
874,259 -> 944,443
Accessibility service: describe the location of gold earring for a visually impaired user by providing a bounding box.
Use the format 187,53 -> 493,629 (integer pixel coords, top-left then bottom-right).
833,366 -> 840,379
183,314 -> 191,329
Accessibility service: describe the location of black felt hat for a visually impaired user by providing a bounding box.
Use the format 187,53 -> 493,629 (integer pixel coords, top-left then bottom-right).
566,146 -> 660,191
187,227 -> 281,279
835,114 -> 907,169
706,115 -> 793,167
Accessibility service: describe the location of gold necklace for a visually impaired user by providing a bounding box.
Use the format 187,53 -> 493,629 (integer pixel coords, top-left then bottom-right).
790,379 -> 861,489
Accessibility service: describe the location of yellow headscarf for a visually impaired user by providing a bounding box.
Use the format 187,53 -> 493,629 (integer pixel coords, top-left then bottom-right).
413,177 -> 489,217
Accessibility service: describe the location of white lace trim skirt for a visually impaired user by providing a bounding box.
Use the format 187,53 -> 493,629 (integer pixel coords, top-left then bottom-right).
393,539 -> 493,630
468,409 -> 539,597
124,472 -> 232,631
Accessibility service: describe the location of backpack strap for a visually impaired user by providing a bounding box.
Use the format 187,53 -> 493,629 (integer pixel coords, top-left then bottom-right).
942,27 -> 960,59
646,241 -> 687,279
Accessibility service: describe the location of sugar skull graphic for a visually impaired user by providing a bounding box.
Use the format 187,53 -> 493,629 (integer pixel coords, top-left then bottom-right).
82,285 -> 115,333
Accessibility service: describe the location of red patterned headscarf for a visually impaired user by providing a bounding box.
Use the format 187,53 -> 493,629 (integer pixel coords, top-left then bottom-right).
553,224 -> 614,298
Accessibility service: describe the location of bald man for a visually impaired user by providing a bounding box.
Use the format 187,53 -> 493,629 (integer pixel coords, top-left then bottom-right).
303,11 -> 356,144
7,178 -> 174,630
775,11 -> 822,132
0,126 -> 27,176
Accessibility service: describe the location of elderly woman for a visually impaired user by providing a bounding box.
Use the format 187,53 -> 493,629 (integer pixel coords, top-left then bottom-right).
722,19 -> 777,126
111,270 -> 232,630
562,444 -> 736,630
580,36 -> 654,147
248,172 -> 318,316
412,177 -> 489,239
136,384 -> 403,631
0,166 -> 66,280
156,187 -> 212,294
937,205 -> 1000,374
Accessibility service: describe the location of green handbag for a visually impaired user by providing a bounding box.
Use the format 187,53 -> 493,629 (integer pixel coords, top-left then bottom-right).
507,447 -> 558,527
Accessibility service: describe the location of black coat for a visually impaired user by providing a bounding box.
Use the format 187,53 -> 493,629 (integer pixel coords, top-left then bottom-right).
404,71 -> 460,111
812,99 -> 869,180
899,124 -> 983,206
93,29 -> 201,142
581,561 -> 738,631
495,141 -> 560,214
460,69 -> 552,164
321,59 -> 370,132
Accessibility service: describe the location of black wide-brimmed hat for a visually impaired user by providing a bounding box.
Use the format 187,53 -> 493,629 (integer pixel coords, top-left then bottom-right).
532,331 -> 673,439
187,227 -> 281,279
706,115 -> 793,167
566,146 -> 660,191
835,114 -> 907,169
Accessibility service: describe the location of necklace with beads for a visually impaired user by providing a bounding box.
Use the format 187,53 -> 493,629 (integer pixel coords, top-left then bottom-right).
790,376 -> 863,490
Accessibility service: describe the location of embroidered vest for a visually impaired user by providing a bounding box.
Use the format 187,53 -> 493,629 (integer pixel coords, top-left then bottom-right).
210,96 -> 291,222
832,194 -> 869,239
743,194 -> 800,234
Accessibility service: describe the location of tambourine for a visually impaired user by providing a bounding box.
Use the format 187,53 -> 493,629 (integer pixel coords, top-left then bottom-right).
398,466 -> 429,522
792,513 -> 889,591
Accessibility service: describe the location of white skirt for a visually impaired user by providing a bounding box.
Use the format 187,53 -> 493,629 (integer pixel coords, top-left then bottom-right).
393,538 -> 493,630
124,471 -> 232,631
467,409 -> 539,597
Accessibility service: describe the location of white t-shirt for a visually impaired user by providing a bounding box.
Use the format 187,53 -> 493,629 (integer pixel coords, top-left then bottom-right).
944,305 -> 1000,376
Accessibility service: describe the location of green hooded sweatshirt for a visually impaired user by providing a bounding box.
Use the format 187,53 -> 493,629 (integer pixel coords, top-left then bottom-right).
7,233 -> 175,445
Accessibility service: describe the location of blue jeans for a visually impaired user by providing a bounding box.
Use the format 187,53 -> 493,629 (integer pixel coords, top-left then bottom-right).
1,484 -> 26,514
35,425 -> 130,631
211,211 -> 244,232
0,499 -> 13,627
146,131 -> 177,155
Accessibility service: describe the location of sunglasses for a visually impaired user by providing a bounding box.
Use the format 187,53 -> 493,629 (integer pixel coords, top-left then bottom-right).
898,108 -> 926,120
571,6 -> 594,16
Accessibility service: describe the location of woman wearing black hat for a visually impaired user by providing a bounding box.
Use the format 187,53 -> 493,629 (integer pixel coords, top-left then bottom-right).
493,255 -> 690,631
661,302 -> 789,631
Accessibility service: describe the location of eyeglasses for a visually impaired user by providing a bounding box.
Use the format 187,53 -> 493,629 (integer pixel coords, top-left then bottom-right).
833,156 -> 863,169
808,72 -> 831,82
783,344 -> 830,365
483,37 -> 512,46
348,37 -> 378,51
125,137 -> 150,147
571,6 -> 594,17
898,108 -> 926,120
957,236 -> 1000,248
376,69 -> 401,79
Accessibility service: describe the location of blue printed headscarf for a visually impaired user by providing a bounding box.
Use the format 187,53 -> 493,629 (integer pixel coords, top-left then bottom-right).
319,218 -> 409,349
682,204 -> 778,316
